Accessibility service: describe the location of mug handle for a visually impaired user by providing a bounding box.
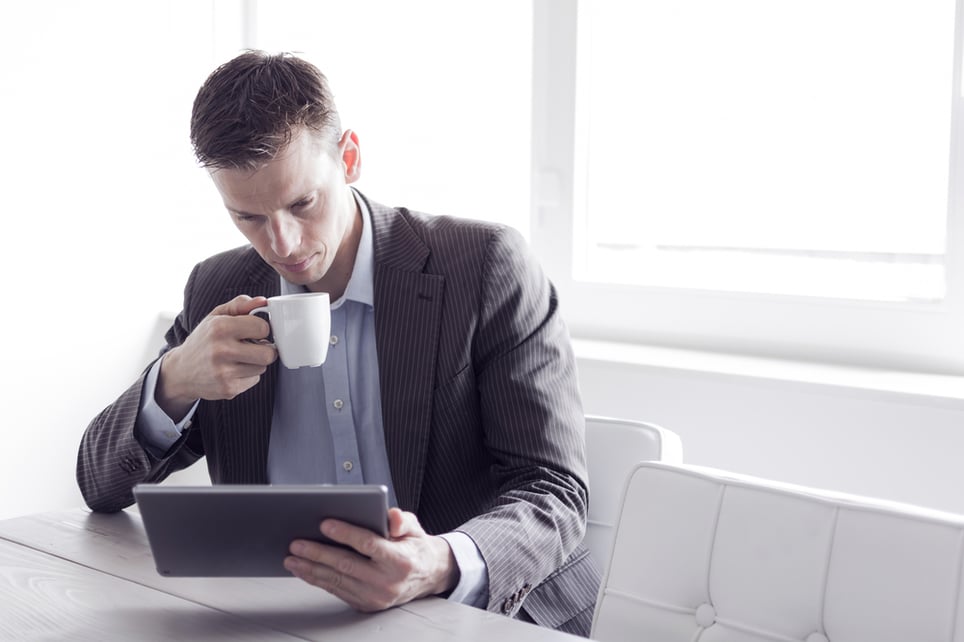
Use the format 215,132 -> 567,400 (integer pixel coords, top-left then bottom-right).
247,306 -> 273,343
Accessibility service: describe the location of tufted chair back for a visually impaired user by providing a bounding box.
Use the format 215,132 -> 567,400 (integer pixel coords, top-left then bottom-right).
592,461 -> 964,642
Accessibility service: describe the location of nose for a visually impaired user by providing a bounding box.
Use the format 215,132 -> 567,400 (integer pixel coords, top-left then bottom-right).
268,214 -> 301,258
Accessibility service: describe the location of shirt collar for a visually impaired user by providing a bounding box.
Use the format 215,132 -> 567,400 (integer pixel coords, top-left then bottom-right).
280,189 -> 375,308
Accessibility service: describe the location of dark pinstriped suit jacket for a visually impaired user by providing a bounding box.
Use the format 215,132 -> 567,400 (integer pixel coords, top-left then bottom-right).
77,191 -> 599,635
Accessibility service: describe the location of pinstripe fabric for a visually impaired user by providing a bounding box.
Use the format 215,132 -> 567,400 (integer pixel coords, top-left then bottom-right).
76,191 -> 598,635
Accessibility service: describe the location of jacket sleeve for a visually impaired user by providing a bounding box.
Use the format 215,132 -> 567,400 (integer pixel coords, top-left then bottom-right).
76,266 -> 204,512
452,226 -> 592,621
75,367 -> 203,512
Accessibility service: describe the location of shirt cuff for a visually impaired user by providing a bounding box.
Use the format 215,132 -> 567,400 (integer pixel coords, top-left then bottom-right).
136,357 -> 199,458
438,531 -> 489,608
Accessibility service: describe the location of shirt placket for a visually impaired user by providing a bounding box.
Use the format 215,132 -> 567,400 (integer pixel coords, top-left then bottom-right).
326,305 -> 364,484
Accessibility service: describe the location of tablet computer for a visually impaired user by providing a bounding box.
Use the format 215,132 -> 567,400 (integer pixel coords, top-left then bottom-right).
133,484 -> 389,577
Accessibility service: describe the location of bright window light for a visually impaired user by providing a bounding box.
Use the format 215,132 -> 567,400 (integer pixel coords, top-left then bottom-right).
574,0 -> 955,302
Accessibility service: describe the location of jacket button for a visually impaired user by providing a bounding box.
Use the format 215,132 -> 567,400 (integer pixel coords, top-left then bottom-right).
501,597 -> 512,614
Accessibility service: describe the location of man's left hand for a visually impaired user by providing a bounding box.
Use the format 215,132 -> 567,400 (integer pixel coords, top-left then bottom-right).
283,507 -> 460,611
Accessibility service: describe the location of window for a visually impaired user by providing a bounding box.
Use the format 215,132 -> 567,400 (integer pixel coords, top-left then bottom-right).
532,0 -> 964,373
575,0 -> 953,302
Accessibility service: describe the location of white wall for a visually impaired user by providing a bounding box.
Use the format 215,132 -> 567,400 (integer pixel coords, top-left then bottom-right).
0,2 -> 245,519
576,347 -> 964,515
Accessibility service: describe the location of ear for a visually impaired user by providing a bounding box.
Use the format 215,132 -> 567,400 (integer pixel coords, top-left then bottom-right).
338,129 -> 362,184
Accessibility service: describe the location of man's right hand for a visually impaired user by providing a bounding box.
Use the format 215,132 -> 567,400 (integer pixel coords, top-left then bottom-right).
156,295 -> 278,420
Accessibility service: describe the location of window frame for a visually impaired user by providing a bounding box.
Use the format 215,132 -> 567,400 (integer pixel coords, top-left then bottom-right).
531,0 -> 964,374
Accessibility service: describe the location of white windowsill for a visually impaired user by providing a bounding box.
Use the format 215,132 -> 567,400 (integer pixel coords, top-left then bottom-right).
571,338 -> 964,410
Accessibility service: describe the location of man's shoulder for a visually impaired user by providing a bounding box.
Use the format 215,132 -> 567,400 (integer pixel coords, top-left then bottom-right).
398,205 -> 508,238
197,244 -> 260,268
367,197 -> 522,258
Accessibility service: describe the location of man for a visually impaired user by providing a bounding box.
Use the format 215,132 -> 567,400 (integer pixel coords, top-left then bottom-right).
77,51 -> 598,635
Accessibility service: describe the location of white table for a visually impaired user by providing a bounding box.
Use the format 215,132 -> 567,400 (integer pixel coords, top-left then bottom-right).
0,508 -> 580,641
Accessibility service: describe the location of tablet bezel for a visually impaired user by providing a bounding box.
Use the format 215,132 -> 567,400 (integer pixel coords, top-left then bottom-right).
133,484 -> 389,577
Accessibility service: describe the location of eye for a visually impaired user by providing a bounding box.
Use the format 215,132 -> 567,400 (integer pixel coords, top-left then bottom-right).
233,212 -> 261,224
293,195 -> 315,209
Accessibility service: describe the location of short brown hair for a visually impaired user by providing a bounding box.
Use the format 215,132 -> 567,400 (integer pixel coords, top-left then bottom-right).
190,50 -> 341,170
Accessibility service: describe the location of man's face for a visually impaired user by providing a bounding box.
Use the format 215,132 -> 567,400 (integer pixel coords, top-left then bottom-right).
210,128 -> 362,294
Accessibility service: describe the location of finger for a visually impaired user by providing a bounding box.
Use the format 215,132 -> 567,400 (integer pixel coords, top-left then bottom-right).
210,294 -> 269,317
320,519 -> 381,559
229,363 -> 270,378
206,313 -> 273,344
284,542 -> 380,603
227,374 -> 265,398
283,555 -> 378,611
288,538 -> 381,589
289,539 -> 352,566
234,339 -> 278,366
236,315 -> 274,342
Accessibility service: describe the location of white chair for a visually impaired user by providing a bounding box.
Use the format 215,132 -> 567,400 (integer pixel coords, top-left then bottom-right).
584,415 -> 683,575
591,461 -> 964,642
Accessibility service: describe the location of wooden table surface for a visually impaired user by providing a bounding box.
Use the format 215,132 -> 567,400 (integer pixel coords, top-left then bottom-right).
0,508 -> 579,641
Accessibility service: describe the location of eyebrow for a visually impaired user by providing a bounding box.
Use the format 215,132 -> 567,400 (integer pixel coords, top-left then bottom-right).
226,191 -> 316,218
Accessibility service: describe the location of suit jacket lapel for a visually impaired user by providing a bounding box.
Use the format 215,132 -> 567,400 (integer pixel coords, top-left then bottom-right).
367,196 -> 444,513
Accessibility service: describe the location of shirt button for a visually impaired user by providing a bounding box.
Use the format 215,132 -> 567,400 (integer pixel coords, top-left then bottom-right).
333,399 -> 344,410
329,335 -> 339,346
343,460 -> 353,472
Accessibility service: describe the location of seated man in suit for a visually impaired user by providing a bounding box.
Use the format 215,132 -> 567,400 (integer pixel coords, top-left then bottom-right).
76,50 -> 598,636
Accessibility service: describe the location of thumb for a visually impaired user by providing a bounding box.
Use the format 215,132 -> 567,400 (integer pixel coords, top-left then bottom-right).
210,295 -> 269,317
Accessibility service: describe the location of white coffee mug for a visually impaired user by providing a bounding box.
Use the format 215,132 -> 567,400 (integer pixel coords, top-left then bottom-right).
249,292 -> 331,369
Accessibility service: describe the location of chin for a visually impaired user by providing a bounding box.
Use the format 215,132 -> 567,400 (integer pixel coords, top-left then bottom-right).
292,270 -> 329,291
283,273 -> 316,286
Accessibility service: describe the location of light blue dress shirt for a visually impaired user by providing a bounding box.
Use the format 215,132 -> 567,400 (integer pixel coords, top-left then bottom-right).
267,206 -> 397,507
136,192 -> 486,606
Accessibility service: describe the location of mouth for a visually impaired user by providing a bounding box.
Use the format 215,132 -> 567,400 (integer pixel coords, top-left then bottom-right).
275,255 -> 316,274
